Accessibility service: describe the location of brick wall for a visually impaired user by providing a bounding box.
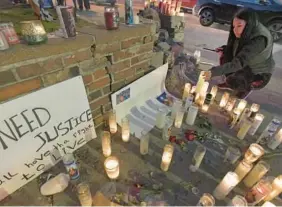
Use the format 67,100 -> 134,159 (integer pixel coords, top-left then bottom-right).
0,23 -> 157,129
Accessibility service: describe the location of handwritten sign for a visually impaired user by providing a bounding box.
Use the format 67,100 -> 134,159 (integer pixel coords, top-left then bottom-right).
0,76 -> 97,201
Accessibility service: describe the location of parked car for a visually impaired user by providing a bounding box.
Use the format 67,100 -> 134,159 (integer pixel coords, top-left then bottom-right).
182,0 -> 198,11
193,0 -> 282,41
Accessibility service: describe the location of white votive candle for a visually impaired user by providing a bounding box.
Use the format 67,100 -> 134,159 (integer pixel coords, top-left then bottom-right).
230,108 -> 241,129
121,117 -> 130,142
190,85 -> 196,94
219,92 -> 230,108
213,172 -> 239,200
186,105 -> 198,126
140,131 -> 150,155
201,104 -> 209,113
189,145 -> 206,172
197,193 -> 215,206
237,108 -> 250,127
264,175 -> 282,201
104,156 -> 119,180
244,143 -> 265,164
174,107 -> 185,128
200,82 -> 209,97
182,83 -> 191,100
234,160 -> 253,181
101,131 -> 111,157
237,99 -> 248,113
225,97 -> 237,112
268,128 -> 282,150
109,110 -> 117,134
243,160 -> 270,188
210,85 -> 218,103
162,116 -> 173,140
237,119 -> 252,140
248,113 -> 265,136
171,99 -> 182,119
245,178 -> 272,205
156,108 -> 166,129
250,103 -> 260,117
184,94 -> 194,110
228,195 -> 248,206
195,71 -> 205,94
224,146 -> 241,164
161,144 -> 174,171
77,182 -> 92,206
262,201 -> 276,207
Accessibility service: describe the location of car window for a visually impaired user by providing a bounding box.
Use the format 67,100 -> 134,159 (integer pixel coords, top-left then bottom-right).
273,0 -> 282,5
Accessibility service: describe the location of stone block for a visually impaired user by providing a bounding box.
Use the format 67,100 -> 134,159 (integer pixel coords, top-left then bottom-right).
16,63 -> 42,79
88,89 -> 103,102
143,35 -> 153,44
109,59 -> 131,73
151,51 -> 164,69
0,70 -> 16,85
121,37 -> 142,50
131,52 -> 153,65
88,76 -> 111,92
137,42 -> 154,54
157,42 -> 171,51
42,69 -> 70,86
0,78 -> 42,102
90,96 -> 111,111
173,32 -> 184,43
93,68 -> 108,79
63,49 -> 93,66
83,74 -> 93,85
131,60 -> 150,74
112,48 -> 135,63
114,68 -> 135,81
95,41 -> 121,55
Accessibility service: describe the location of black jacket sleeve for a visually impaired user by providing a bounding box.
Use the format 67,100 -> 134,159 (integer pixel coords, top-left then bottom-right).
210,36 -> 267,76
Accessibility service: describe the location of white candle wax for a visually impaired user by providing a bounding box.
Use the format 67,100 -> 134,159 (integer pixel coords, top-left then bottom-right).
190,85 -> 196,94
104,156 -> 119,179
248,113 -> 265,136
230,108 -> 241,129
237,119 -> 252,140
186,105 -> 198,126
197,193 -> 215,206
195,71 -> 205,94
156,108 -> 166,129
268,129 -> 282,150
140,131 -> 150,155
219,92 -> 230,108
174,107 -> 185,128
171,99 -> 182,119
262,201 -> 276,207
210,86 -> 218,103
234,160 -> 253,181
237,108 -> 250,127
121,117 -> 130,142
201,104 -> 209,113
243,160 -> 270,188
264,175 -> 282,201
109,110 -> 117,134
249,103 -> 260,118
237,99 -> 248,113
225,97 -> 237,112
184,94 -> 194,110
101,131 -> 111,157
244,143 -> 265,164
200,82 -> 209,97
190,145 -> 206,172
182,83 -> 191,100
160,144 -> 174,171
224,146 -> 241,164
77,183 -> 92,206
213,172 -> 239,200
162,116 -> 173,140
228,195 -> 248,206
197,95 -> 205,106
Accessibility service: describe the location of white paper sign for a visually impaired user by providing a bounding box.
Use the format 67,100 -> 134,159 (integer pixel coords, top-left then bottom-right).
0,76 -> 97,201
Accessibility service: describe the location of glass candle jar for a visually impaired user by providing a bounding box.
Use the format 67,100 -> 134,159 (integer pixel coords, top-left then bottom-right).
104,156 -> 119,179
268,128 -> 282,150
200,82 -> 209,97
190,85 -> 196,94
109,110 -> 117,134
174,106 -> 185,128
182,83 -> 191,100
245,178 -> 273,205
225,97 -> 237,112
121,117 -> 130,142
213,172 -> 239,200
171,99 -> 182,119
156,108 -> 166,129
104,6 -> 119,30
162,116 -> 173,140
243,160 -> 270,188
194,50 -> 201,64
62,153 -> 80,180
161,144 -> 174,171
140,131 -> 150,155
248,113 -> 265,136
244,143 -> 265,164
21,20 -> 48,45
237,118 -> 252,140
228,195 -> 248,206
237,99 -> 248,114
229,108 -> 241,129
196,193 -> 215,206
201,104 -> 209,113
102,131 -> 111,157
219,92 -> 230,108
210,85 -> 218,103
224,146 -> 241,164
264,175 -> 282,201
0,22 -> 20,44
195,71 -> 205,94
186,105 -> 198,126
189,145 -> 206,172
77,182 -> 92,206
250,103 -> 260,118
234,160 -> 253,181
262,201 -> 276,207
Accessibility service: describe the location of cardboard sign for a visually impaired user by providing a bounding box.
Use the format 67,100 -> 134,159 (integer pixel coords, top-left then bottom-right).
0,76 -> 97,201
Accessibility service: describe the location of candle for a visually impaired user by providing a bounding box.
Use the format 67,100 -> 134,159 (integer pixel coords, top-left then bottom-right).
171,99 -> 182,119
200,82 -> 209,97
102,131 -> 111,157
190,86 -> 196,94
162,116 -> 173,140
250,103 -> 260,118
186,105 -> 199,126
248,113 -> 264,136
228,195 -> 248,206
244,143 -> 265,164
189,145 -> 206,172
156,108 -> 166,129
121,117 -> 130,142
237,118 -> 252,140
237,99 -> 248,114
195,71 -> 205,94
268,128 -> 282,150
77,182 -> 92,206
237,108 -> 250,127
225,97 -> 237,112
21,20 -> 48,45
160,144 -> 174,171
224,146 -> 241,164
234,160 -> 253,181
104,6 -> 120,30
201,104 -> 209,113
243,160 -> 270,188
197,95 -> 205,107
196,193 -> 215,206
230,108 -> 241,129
184,94 -> 194,110
174,107 -> 185,128
194,50 -> 201,64
62,154 -> 80,180
264,175 -> 282,201
109,110 -> 117,134
182,83 -> 191,100
104,156 -> 119,179
257,118 -> 281,144
210,86 -> 218,103
140,131 -> 150,155
213,172 -> 239,200
0,31 -> 9,51
0,22 -> 20,44
262,201 -> 276,207
245,178 -> 272,205
219,92 -> 230,108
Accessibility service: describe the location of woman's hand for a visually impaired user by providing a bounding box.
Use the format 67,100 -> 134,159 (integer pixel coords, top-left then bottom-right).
203,71 -> 212,81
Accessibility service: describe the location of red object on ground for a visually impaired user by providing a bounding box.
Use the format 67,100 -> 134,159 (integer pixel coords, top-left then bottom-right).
185,130 -> 196,141
169,136 -> 177,143
181,0 -> 197,9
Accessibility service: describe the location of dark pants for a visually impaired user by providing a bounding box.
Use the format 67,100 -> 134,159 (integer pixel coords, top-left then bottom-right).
77,0 -> 90,9
225,68 -> 271,98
